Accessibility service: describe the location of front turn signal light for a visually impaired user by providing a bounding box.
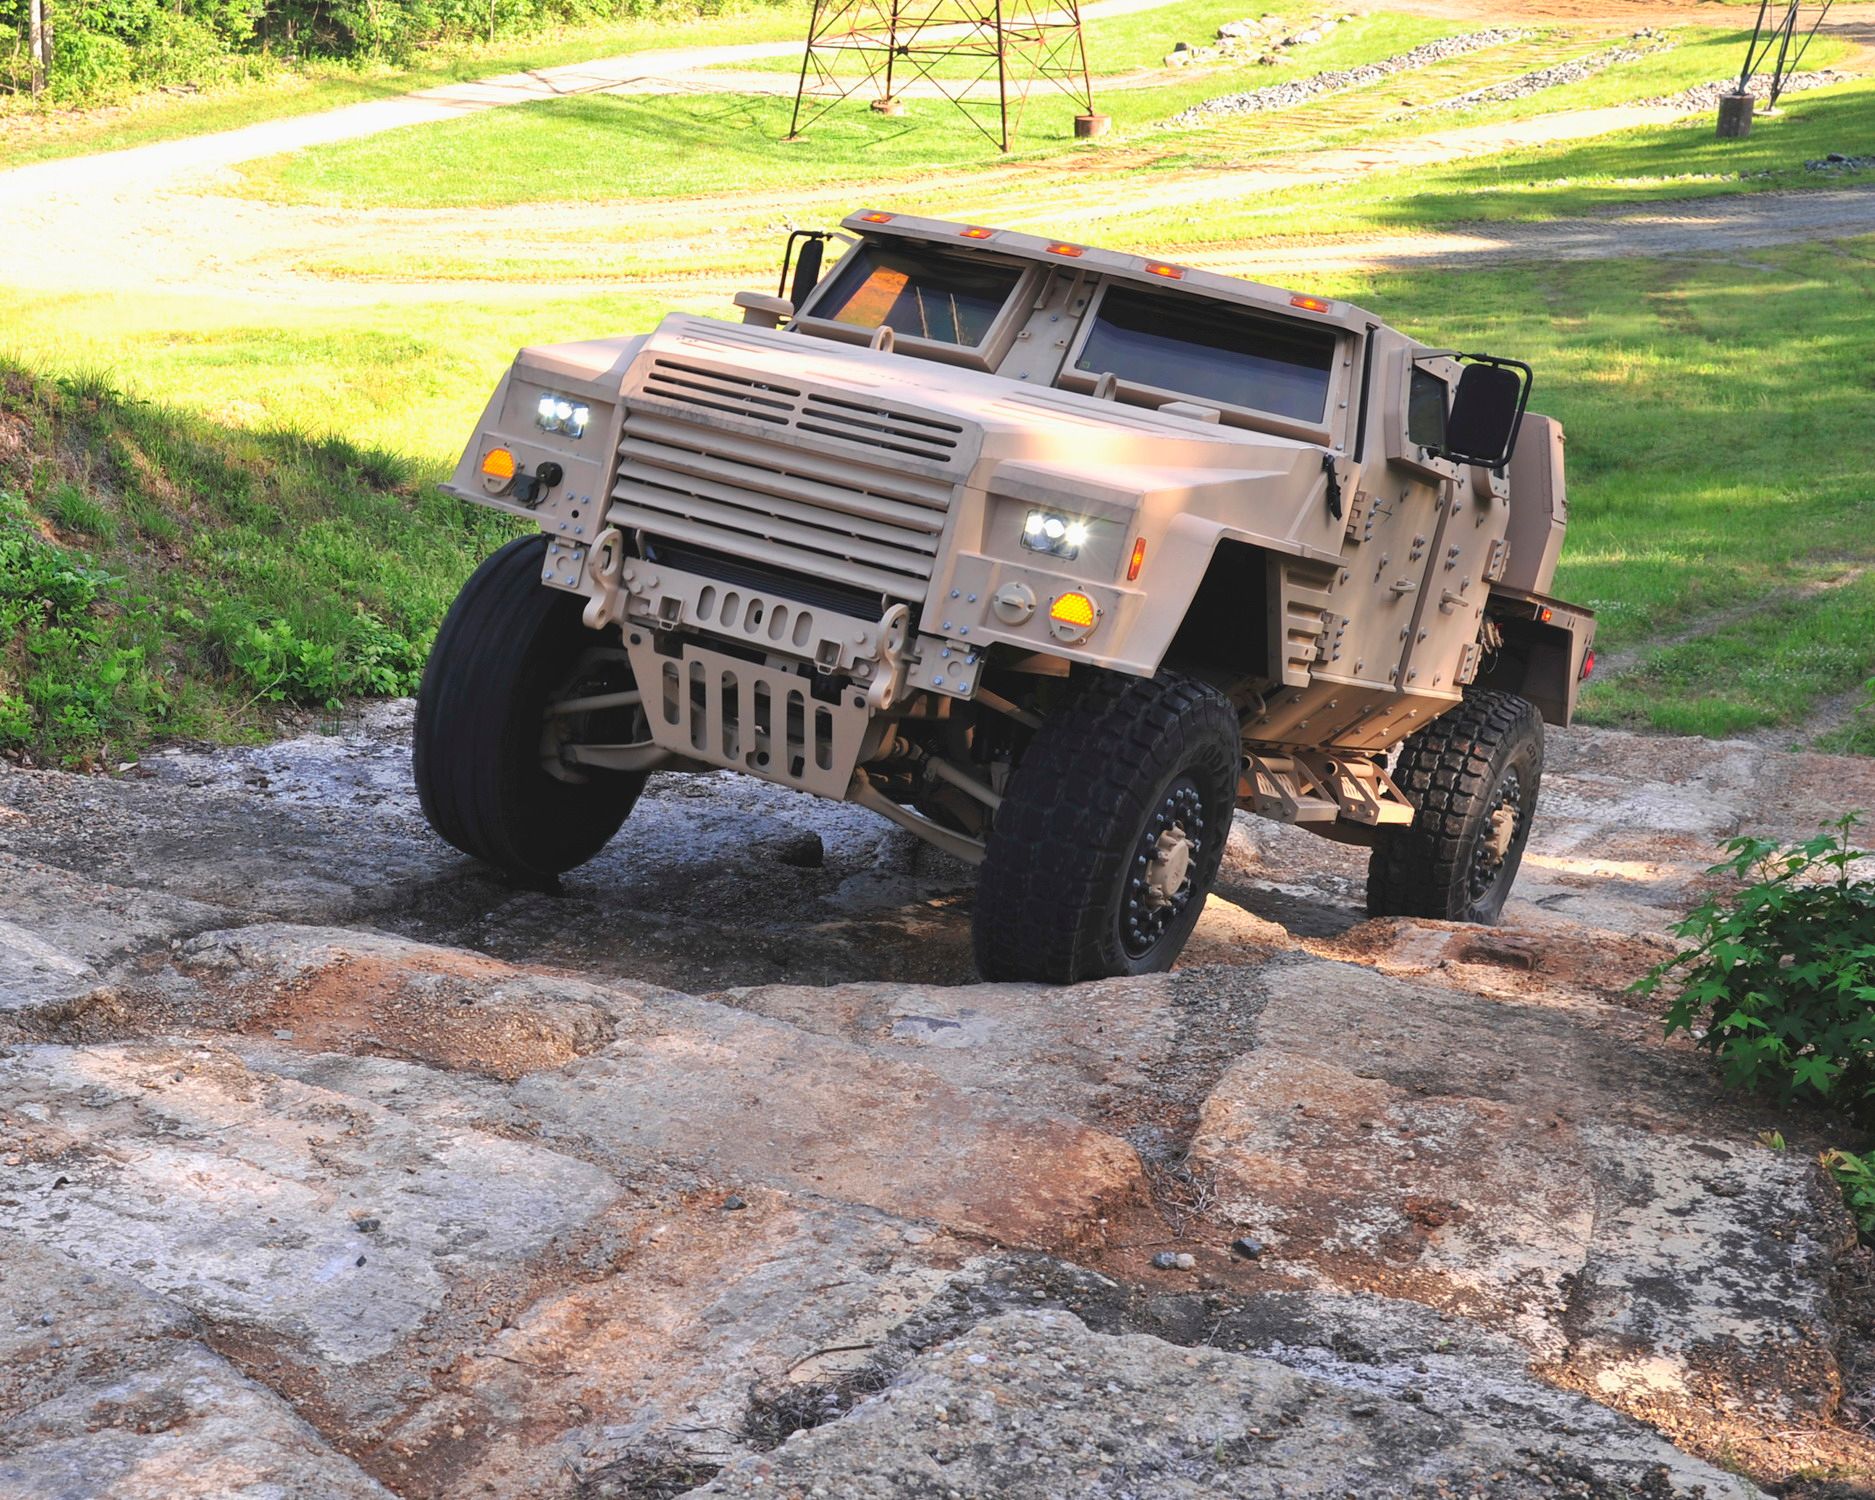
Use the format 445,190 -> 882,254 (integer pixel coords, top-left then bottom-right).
1048,590 -> 1100,643
479,446 -> 517,495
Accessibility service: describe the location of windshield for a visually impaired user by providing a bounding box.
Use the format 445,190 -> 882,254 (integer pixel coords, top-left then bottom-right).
813,242 -> 1024,348
1071,286 -> 1338,423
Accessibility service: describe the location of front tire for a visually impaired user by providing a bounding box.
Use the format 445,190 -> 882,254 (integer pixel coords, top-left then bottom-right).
972,673 -> 1241,984
414,535 -> 645,879
1366,690 -> 1543,924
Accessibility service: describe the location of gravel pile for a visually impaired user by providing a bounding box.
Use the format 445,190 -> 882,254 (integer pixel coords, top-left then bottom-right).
1641,69 -> 1846,111
1427,31 -> 1669,111
1164,10 -> 1361,69
1172,28 -> 1530,123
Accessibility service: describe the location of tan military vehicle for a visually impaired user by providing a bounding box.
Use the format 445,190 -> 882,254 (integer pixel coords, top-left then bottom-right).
415,211 -> 1595,982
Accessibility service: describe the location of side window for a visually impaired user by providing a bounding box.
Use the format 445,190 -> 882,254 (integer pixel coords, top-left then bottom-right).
1407,366 -> 1449,451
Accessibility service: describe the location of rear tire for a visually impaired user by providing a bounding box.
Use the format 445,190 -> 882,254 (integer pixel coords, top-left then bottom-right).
1366,690 -> 1543,924
414,535 -> 644,879
972,673 -> 1241,984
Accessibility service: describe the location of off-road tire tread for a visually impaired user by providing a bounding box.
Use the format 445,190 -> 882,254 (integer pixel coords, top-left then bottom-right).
414,535 -> 641,878
1366,689 -> 1542,923
973,673 -> 1240,983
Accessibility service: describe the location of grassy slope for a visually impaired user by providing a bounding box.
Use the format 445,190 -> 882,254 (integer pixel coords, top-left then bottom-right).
0,3 -> 809,172
0,362 -> 517,765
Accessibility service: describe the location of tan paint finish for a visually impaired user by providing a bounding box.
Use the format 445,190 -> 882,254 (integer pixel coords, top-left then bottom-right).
440,211 -> 1595,834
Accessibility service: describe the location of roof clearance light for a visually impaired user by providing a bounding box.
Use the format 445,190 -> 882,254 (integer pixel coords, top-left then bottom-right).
1048,591 -> 1100,643
1540,606 -> 1554,623
859,211 -> 895,223
1290,294 -> 1332,313
1128,537 -> 1147,581
1046,242 -> 1084,258
960,226 -> 994,239
1145,263 -> 1184,279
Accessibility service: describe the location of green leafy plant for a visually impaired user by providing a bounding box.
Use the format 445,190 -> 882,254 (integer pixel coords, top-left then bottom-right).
1637,815 -> 1875,1125
1826,1148 -> 1875,1240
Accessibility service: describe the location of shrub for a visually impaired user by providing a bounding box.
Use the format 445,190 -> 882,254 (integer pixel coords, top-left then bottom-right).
1637,816 -> 1875,1126
1826,1148 -> 1875,1240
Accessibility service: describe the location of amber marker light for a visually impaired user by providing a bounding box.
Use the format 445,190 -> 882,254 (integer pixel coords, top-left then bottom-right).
1046,242 -> 1084,257
479,446 -> 517,494
1290,294 -> 1332,313
1144,263 -> 1184,279
1049,591 -> 1098,628
1128,537 -> 1148,581
859,211 -> 895,223
960,226 -> 994,239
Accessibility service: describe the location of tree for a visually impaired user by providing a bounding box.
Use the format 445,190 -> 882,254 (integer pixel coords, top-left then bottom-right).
27,0 -> 49,97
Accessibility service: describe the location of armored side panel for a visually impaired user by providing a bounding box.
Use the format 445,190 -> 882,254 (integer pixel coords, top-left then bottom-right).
1500,414 -> 1568,597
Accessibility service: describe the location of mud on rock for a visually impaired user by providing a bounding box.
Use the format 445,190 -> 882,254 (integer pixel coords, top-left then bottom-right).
3,703 -> 1875,1496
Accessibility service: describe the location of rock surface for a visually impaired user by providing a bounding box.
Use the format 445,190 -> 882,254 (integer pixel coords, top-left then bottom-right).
2,706 -> 1873,1495
692,1308 -> 1760,1498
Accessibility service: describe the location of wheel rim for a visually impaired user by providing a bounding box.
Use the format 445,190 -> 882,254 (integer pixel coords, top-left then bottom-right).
1121,778 -> 1207,960
1467,768 -> 1525,903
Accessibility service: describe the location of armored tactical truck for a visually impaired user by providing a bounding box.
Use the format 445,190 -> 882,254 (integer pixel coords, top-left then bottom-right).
415,211 -> 1595,983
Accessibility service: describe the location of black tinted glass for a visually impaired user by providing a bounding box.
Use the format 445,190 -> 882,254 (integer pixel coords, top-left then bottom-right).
1408,367 -> 1449,449
1073,286 -> 1337,422
816,243 -> 1023,347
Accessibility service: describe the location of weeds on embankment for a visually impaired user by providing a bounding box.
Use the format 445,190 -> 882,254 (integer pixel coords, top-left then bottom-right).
0,361 -> 514,766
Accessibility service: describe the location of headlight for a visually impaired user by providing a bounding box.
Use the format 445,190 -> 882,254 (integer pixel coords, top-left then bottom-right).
535,392 -> 591,439
1021,508 -> 1090,560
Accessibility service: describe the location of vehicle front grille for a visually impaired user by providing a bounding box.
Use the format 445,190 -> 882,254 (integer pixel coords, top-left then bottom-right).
609,405 -> 959,602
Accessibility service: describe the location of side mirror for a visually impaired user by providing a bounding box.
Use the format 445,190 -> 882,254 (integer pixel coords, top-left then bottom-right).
1444,355 -> 1532,470
788,235 -> 825,309
778,229 -> 830,314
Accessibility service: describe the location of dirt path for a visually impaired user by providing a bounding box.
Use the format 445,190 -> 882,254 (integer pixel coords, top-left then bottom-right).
1188,182 -> 1875,275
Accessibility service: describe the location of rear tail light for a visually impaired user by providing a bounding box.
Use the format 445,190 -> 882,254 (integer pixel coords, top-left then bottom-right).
1580,648 -> 1596,681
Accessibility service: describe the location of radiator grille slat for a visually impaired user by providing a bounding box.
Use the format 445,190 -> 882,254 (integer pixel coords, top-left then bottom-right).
613,469 -> 937,575
612,384 -> 962,601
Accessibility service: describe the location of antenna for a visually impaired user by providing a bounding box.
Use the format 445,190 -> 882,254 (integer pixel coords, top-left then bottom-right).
786,0 -> 1109,152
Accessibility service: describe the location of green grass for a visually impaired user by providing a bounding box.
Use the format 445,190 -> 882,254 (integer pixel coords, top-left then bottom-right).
0,362 -> 519,765
1103,75 -> 1875,247
227,13 -> 1482,207
0,1 -> 810,171
711,4 -> 1462,79
0,285 -> 707,457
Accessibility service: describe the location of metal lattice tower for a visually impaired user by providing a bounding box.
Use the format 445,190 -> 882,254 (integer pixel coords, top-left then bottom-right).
786,0 -> 1107,152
